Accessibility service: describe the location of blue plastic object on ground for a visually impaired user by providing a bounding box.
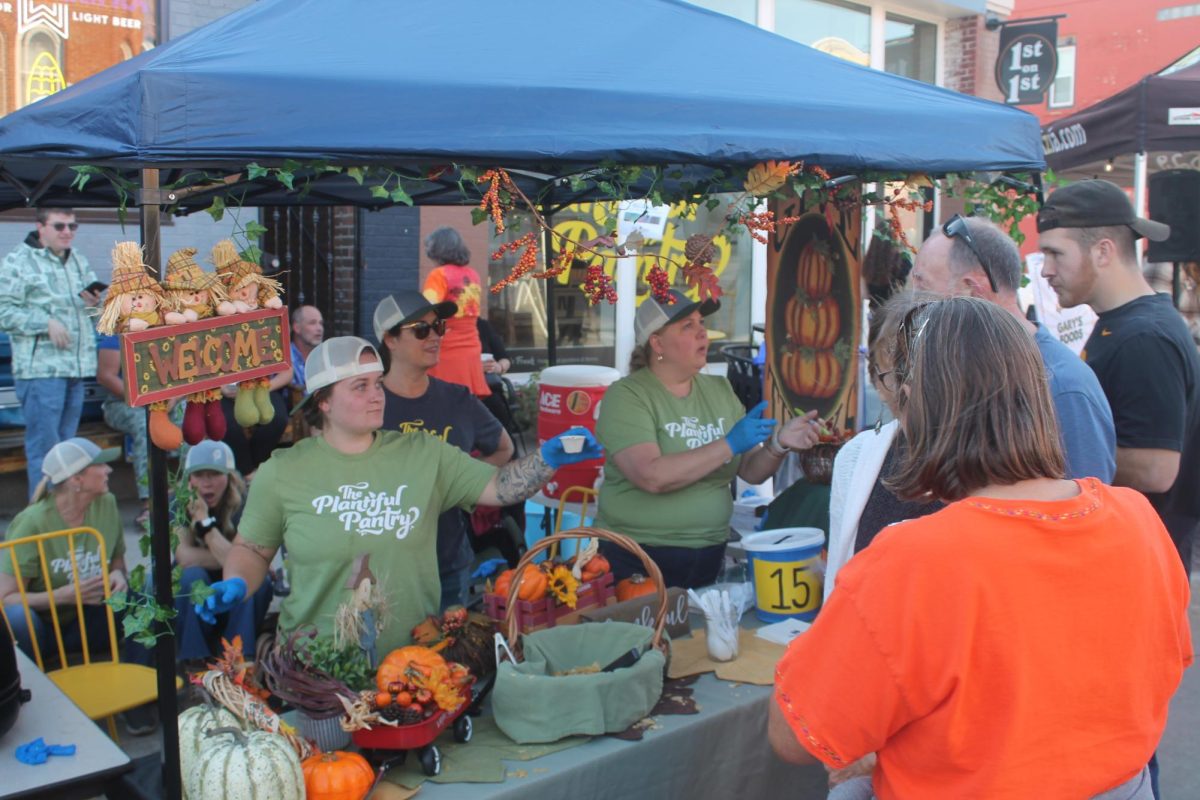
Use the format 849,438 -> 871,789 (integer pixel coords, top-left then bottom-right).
15,738 -> 76,765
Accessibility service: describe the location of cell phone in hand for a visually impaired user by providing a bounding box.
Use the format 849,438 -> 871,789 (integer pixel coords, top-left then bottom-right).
83,280 -> 108,295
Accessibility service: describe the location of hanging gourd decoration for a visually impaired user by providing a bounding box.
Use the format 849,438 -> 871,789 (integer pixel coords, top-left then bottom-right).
99,241 -> 182,451
213,239 -> 284,427
177,704 -> 247,800
301,750 -> 375,800
186,727 -> 304,800
616,573 -> 659,602
161,247 -> 237,444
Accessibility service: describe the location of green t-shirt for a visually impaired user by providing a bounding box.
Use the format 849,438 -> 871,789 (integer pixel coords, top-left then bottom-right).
595,369 -> 745,548
239,431 -> 495,655
1,493 -> 126,620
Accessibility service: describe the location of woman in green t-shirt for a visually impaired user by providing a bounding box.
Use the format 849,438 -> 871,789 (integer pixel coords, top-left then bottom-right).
0,437 -> 129,662
595,291 -> 822,589
196,336 -> 601,658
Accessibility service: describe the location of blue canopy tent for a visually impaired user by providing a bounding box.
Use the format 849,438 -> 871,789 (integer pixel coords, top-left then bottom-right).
0,3 -> 1043,797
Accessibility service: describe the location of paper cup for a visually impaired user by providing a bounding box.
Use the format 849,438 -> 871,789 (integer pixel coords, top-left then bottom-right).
481,352 -> 495,363
559,434 -> 586,454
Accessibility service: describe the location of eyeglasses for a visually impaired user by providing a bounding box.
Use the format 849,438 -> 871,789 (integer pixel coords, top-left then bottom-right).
400,318 -> 446,340
942,214 -> 998,294
869,366 -> 898,392
49,222 -> 79,232
891,302 -> 934,388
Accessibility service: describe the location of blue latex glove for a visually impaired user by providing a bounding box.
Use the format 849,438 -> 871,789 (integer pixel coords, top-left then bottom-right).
471,558 -> 509,580
541,427 -> 604,468
15,738 -> 76,765
196,577 -> 247,624
725,401 -> 777,455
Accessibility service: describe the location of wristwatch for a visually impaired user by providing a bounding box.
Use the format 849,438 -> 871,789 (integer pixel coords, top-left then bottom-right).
193,516 -> 217,535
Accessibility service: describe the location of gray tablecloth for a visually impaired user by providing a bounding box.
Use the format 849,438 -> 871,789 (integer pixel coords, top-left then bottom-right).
416,672 -> 828,800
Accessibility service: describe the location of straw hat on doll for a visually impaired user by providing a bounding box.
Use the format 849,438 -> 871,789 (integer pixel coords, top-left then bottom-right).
96,242 -> 165,334
163,247 -> 228,297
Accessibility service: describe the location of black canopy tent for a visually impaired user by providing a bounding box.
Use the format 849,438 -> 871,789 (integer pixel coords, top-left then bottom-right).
0,1 -> 1045,796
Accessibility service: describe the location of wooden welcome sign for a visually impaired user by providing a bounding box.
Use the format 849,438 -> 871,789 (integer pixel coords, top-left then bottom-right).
121,308 -> 292,407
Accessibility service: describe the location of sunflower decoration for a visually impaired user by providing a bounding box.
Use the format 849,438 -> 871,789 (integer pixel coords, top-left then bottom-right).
547,564 -> 581,609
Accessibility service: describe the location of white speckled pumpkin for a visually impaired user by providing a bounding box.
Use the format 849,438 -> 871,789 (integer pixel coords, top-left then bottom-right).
178,705 -> 247,800
186,727 -> 305,800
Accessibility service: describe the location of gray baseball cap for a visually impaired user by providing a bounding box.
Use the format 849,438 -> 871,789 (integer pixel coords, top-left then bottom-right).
184,440 -> 236,477
42,437 -> 120,484
634,289 -> 720,346
303,336 -> 384,394
372,290 -> 457,342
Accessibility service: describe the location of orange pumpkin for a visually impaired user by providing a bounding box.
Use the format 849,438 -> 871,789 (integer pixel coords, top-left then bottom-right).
301,751 -> 375,800
780,349 -> 842,400
796,241 -> 833,299
616,573 -> 659,602
376,646 -> 447,692
580,554 -> 611,582
515,565 -> 549,601
787,295 -> 840,350
492,569 -> 515,597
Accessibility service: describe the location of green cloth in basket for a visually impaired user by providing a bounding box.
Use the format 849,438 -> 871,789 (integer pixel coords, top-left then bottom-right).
492,621 -> 666,744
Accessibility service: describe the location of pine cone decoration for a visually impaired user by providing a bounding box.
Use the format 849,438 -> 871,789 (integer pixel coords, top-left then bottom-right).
685,234 -> 716,266
379,704 -> 403,722
399,706 -> 423,726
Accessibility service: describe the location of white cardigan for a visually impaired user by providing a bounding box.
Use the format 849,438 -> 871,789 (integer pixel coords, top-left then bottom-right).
825,420 -> 898,602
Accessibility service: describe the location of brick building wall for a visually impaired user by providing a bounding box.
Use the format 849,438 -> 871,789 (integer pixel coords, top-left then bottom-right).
330,206 -> 358,337
942,14 -> 1004,103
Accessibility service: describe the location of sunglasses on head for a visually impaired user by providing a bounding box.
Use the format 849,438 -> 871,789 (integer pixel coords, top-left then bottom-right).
49,222 -> 79,232
400,318 -> 446,339
942,214 -> 998,294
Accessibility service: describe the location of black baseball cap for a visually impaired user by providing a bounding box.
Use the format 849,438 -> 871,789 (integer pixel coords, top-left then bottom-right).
1037,179 -> 1170,242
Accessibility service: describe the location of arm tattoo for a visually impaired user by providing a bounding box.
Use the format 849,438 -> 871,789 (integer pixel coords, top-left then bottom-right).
234,541 -> 275,564
493,450 -> 556,506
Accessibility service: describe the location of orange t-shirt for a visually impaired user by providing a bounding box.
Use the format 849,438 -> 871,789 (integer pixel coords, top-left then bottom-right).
423,264 -> 489,396
774,479 -> 1192,800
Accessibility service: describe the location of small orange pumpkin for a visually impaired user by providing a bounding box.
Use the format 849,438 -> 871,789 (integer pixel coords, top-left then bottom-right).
301,750 -> 375,800
580,554 -> 611,581
492,569 -> 515,597
376,646 -> 447,692
515,565 -> 549,601
616,573 -> 659,602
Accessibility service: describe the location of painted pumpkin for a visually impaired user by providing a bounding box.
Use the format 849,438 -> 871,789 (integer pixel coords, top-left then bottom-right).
616,573 -> 659,602
302,750 -> 375,800
178,705 -> 247,800
781,349 -> 843,400
796,241 -> 833,299
787,295 -> 840,350
186,727 -> 304,800
376,646 -> 448,692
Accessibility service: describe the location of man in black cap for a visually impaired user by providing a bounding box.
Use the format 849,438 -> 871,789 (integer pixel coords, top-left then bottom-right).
1038,179 -> 1200,580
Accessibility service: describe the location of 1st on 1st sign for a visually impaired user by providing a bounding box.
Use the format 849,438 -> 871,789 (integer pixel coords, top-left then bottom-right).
995,29 -> 1058,106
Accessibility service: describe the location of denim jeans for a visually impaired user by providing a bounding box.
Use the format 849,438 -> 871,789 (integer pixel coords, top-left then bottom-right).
173,565 -> 272,661
4,604 -> 118,666
14,377 -> 84,498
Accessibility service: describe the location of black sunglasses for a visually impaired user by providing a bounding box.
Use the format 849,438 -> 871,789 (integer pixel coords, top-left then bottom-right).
942,214 -> 998,294
49,222 -> 79,232
400,318 -> 446,340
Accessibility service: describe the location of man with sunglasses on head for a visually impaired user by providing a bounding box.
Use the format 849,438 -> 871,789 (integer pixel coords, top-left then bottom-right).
373,291 -> 515,609
0,208 -> 103,498
912,213 -> 1116,484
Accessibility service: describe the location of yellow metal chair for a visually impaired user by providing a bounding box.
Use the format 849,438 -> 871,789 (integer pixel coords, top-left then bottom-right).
0,527 -> 159,740
549,486 -> 599,559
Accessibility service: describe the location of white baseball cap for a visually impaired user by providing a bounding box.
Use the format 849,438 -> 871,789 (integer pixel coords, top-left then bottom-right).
372,290 -> 457,342
302,335 -> 384,395
634,290 -> 720,346
42,437 -> 121,484
184,440 -> 236,477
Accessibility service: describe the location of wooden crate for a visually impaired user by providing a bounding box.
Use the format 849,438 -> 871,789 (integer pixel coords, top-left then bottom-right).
483,572 -> 616,635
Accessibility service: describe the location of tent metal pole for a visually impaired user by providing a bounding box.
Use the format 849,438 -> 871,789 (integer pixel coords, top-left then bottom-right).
1134,152 -> 1148,265
140,167 -> 184,800
543,207 -> 557,366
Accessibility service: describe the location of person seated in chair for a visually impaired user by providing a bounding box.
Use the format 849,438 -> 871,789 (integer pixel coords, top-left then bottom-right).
172,440 -> 272,668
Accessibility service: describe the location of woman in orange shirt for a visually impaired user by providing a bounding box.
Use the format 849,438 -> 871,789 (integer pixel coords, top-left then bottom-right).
422,227 -> 490,397
770,297 -> 1192,800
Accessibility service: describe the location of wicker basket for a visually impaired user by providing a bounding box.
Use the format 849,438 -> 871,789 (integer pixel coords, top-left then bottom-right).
798,442 -> 843,485
504,527 -> 668,661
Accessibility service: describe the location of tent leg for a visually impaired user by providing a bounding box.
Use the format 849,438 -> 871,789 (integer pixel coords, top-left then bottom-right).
1134,152 -> 1148,265
542,208 -> 558,367
141,167 -> 184,800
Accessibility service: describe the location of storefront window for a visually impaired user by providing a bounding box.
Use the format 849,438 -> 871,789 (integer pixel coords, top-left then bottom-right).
884,13 -> 936,84
775,0 -> 870,65
486,199 -> 753,370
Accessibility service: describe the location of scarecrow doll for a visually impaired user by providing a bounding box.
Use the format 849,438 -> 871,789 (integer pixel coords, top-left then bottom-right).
161,247 -> 237,445
96,241 -> 183,451
212,240 -> 284,427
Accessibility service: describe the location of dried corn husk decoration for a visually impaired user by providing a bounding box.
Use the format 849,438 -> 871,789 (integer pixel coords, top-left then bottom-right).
97,242 -> 166,334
